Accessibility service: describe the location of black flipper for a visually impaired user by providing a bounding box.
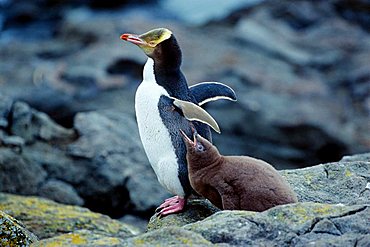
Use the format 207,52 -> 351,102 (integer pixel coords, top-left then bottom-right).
189,82 -> 237,106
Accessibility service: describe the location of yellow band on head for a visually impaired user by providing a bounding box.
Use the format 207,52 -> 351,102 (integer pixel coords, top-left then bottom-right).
139,28 -> 173,47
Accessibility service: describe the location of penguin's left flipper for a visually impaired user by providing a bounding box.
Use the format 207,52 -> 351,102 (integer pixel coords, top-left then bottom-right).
171,97 -> 221,134
189,82 -> 237,106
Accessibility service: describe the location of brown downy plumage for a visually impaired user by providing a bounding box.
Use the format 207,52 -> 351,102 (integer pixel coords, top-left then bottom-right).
180,129 -> 298,211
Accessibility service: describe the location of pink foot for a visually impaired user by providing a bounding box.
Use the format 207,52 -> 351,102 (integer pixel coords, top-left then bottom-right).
155,196 -> 186,217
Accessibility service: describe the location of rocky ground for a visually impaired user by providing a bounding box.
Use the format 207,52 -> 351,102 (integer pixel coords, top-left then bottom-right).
1,153 -> 369,246
0,0 -> 370,244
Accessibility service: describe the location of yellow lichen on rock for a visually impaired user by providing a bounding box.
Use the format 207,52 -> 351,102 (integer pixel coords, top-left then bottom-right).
125,227 -> 213,246
0,193 -> 134,240
31,230 -> 125,247
0,210 -> 38,246
345,169 -> 352,177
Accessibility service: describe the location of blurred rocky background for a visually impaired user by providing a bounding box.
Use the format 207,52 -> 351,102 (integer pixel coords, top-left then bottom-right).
0,0 -> 369,233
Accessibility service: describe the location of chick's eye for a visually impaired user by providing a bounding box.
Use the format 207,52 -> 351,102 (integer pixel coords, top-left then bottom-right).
196,143 -> 205,152
149,41 -> 156,46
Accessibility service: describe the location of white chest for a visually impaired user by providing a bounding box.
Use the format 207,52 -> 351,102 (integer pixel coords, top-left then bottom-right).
134,58 -> 184,196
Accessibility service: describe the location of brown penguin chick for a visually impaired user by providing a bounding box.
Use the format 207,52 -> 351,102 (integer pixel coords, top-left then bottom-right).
179,129 -> 298,212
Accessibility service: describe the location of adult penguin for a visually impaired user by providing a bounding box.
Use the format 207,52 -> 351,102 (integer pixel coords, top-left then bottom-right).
120,28 -> 236,216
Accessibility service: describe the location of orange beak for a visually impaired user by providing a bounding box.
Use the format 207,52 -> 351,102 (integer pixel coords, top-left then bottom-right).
120,33 -> 146,46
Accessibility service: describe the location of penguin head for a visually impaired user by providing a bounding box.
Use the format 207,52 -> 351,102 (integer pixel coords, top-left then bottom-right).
120,28 -> 182,67
180,129 -> 220,166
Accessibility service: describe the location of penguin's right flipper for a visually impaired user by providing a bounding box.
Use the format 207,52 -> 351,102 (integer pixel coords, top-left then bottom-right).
189,82 -> 237,106
171,97 -> 221,133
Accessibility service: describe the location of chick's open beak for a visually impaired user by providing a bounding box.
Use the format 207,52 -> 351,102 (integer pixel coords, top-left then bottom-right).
179,129 -> 193,145
120,33 -> 147,46
179,128 -> 200,148
192,130 -> 198,147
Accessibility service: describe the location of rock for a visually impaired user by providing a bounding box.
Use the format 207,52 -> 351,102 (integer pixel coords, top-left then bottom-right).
1,101 -> 167,221
281,159 -> 370,205
22,141 -> 89,186
0,210 -> 38,246
235,13 -> 336,67
0,93 -> 12,129
122,227 -> 214,246
160,0 -> 262,25
0,148 -> 47,194
144,157 -> 370,245
340,152 -> 370,162
32,230 -> 125,247
184,203 -> 370,246
0,192 -> 134,240
38,179 -> 84,206
10,101 -> 76,144
1,153 -> 369,246
147,199 -> 220,231
269,0 -> 333,30
0,131 -> 25,152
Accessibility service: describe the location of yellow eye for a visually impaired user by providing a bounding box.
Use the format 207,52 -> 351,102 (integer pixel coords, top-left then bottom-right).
148,41 -> 156,47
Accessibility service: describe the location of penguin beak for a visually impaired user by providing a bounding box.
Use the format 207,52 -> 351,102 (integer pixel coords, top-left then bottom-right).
120,33 -> 148,46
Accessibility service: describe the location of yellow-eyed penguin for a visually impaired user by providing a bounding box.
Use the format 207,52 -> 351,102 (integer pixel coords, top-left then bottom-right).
120,28 -> 236,216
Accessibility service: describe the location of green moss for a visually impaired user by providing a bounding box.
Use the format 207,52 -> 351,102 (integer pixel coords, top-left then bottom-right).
0,193 -> 133,240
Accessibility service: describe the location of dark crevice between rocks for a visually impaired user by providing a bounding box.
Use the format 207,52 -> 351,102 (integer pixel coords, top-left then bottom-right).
3,108 -> 13,137
334,1 -> 370,33
300,218 -> 321,236
83,184 -> 131,219
315,220 -> 342,236
279,124 -> 348,165
328,206 -> 368,220
285,236 -> 299,247
316,142 -> 348,163
106,58 -> 143,78
246,218 -> 260,228
300,206 -> 368,237
324,167 -> 329,179
359,189 -> 367,196
331,222 -> 343,236
354,238 -> 359,247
